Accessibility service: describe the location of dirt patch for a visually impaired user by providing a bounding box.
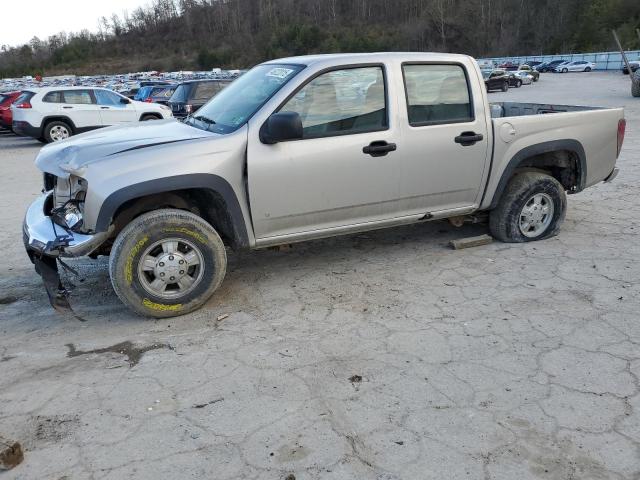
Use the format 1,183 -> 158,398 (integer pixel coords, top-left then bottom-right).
66,341 -> 174,367
25,415 -> 81,449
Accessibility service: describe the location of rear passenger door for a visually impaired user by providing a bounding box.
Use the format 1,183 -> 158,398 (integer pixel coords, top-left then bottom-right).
60,90 -> 101,129
399,63 -> 490,214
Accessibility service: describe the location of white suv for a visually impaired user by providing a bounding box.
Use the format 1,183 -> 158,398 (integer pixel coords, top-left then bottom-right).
12,86 -> 173,143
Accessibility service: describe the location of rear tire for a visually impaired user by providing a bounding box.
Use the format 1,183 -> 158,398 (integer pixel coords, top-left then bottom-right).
632,71 -> 640,98
516,80 -> 522,88
585,67 -> 592,72
501,82 -> 508,92
562,68 -> 568,73
109,209 -> 227,318
44,120 -> 72,143
489,172 -> 566,243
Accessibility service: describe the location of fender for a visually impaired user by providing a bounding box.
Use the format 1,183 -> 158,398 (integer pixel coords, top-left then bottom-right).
94,174 -> 250,248
487,139 -> 586,209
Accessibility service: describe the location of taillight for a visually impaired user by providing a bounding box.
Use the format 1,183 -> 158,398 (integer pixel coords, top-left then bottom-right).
617,119 -> 626,158
185,104 -> 193,114
15,102 -> 32,109
144,98 -> 153,103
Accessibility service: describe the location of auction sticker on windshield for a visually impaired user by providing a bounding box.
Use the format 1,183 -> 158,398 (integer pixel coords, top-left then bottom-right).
266,67 -> 295,79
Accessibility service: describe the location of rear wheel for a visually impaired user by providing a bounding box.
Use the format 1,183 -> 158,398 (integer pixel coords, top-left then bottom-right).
585,67 -> 592,72
516,79 -> 522,88
562,68 -> 568,73
632,71 -> 640,98
109,209 -> 227,318
489,172 -> 566,243
501,81 -> 508,92
44,121 -> 72,143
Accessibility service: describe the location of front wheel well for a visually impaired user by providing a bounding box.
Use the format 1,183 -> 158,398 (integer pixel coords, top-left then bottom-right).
106,188 -> 239,252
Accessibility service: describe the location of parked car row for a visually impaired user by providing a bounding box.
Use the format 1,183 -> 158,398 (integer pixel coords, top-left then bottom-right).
0,78 -> 233,143
482,68 -> 538,92
494,59 -> 597,73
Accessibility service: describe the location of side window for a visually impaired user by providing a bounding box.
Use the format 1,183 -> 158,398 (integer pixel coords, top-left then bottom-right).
280,66 -> 387,139
62,90 -> 94,105
43,91 -> 63,103
403,64 -> 473,126
193,82 -> 219,102
94,89 -> 124,106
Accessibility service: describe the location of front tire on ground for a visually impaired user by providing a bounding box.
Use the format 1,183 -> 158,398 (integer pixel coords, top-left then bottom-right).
109,209 -> 227,318
489,172 -> 567,243
501,81 -> 508,92
44,120 -> 72,143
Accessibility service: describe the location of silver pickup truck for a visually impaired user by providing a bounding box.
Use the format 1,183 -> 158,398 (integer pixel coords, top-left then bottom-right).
23,52 -> 625,318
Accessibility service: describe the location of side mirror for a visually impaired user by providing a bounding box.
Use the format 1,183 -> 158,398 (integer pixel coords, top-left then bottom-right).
260,112 -> 303,144
120,98 -> 131,104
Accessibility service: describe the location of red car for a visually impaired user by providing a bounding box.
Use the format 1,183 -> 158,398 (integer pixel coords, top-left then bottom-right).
0,91 -> 22,130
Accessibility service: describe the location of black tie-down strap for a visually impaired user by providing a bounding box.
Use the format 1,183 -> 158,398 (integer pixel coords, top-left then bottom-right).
33,255 -> 85,321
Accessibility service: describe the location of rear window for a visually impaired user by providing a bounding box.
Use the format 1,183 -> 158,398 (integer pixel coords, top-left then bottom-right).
152,87 -> 176,99
134,86 -> 153,101
169,84 -> 192,103
63,90 -> 94,104
192,82 -> 220,102
14,91 -> 35,105
43,91 -> 64,103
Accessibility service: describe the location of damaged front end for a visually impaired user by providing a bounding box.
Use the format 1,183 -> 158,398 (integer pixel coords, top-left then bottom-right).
23,190 -> 109,316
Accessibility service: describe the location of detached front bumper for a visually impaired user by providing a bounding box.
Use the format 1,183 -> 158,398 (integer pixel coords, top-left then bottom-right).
23,192 -> 108,316
23,192 -> 107,258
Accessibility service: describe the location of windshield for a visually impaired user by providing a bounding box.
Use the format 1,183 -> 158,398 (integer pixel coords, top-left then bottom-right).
186,64 -> 304,134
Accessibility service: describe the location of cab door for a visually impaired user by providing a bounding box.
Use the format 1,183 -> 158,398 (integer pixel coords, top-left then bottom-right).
247,64 -> 403,240
397,63 -> 490,214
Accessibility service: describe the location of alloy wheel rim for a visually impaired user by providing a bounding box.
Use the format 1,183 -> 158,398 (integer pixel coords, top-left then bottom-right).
50,125 -> 69,141
519,193 -> 554,238
137,237 -> 205,300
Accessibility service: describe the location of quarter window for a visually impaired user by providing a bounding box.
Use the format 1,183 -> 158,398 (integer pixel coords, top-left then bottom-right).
62,90 -> 93,105
403,64 -> 473,126
280,66 -> 387,139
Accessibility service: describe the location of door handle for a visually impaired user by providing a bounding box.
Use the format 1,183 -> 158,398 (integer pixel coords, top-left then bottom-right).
454,131 -> 483,146
363,141 -> 397,157
62,106 -> 73,109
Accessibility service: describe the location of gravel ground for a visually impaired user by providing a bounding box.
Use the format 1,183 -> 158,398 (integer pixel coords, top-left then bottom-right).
1,72 -> 639,479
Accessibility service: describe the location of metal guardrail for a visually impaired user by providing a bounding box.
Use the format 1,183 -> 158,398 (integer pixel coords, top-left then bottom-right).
480,50 -> 640,71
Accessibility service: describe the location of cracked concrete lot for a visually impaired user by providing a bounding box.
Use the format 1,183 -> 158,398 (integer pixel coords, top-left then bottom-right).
1,72 -> 639,479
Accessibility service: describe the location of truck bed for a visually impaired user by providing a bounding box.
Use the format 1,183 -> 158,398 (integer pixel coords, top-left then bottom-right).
480,101 -> 624,210
489,102 -> 605,118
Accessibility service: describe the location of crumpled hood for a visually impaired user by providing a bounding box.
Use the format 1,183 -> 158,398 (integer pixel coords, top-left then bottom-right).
36,119 -> 214,178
